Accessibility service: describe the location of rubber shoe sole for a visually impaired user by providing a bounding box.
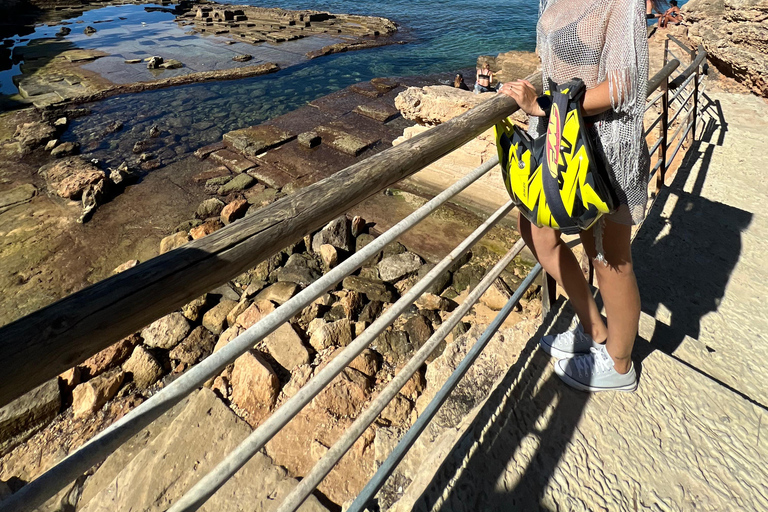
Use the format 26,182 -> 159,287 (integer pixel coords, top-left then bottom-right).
554,363 -> 639,393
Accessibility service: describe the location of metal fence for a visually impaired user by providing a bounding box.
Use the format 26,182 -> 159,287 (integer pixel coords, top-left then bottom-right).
0,36 -> 708,512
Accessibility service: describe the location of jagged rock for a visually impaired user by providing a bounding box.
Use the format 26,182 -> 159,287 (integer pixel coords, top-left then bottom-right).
214,325 -> 244,353
283,364 -> 313,398
395,85 -> 492,125
375,330 -> 412,364
159,231 -> 190,254
50,141 -> 80,157
218,173 -> 255,195
381,395 -> 413,426
15,121 -> 56,149
452,263 -> 486,293
308,318 -> 353,350
83,25 -> 97,35
478,50 -> 541,84
265,324 -> 311,370
190,219 -> 223,239
244,280 -> 268,298
236,299 -> 277,329
123,345 -> 163,389
181,294 -> 210,322
54,116 -> 68,128
313,367 -> 371,418
339,290 -> 363,320
231,351 -> 279,427
415,293 -> 451,311
351,215 -> 367,237
275,253 -> 321,287
59,367 -> 81,389
232,54 -> 253,62
202,299 -> 238,335
39,157 -> 105,200
211,283 -> 241,302
112,259 -> 138,274
394,274 -> 419,296
169,326 -> 216,366
226,297 -> 252,327
76,388 -> 329,512
349,349 -> 381,377
105,120 -> 123,134
221,198 -> 248,224
382,241 -> 407,258
56,26 -> 71,36
159,59 -> 183,69
146,55 -> 163,69
400,368 -> 426,400
72,369 -> 124,419
418,263 -> 452,295
342,275 -> 396,302
319,244 -> 338,269
196,197 -> 225,219
298,131 -> 321,148
312,216 -> 352,252
0,379 -> 60,455
141,312 -> 191,349
45,139 -> 58,151
355,233 -> 377,255
403,314 -> 433,349
378,252 -> 423,282
79,336 -> 135,380
359,300 -> 383,324
480,278 -> 513,310
254,282 -> 299,305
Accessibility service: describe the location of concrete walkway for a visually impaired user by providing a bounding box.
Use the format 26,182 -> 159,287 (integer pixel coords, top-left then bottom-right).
395,90 -> 768,511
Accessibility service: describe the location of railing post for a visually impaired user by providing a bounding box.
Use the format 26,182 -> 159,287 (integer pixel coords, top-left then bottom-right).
542,271 -> 557,315
691,47 -> 700,140
659,38 -> 670,189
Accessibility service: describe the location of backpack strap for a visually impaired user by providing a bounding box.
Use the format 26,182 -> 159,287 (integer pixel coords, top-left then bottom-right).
540,83 -> 580,235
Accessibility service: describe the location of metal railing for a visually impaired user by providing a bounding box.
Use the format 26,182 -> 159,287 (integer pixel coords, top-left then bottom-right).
0,37 -> 709,512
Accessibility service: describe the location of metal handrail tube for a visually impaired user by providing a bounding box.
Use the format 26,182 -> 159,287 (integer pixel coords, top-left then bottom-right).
275,238 -> 527,512
167,200 -> 517,512
648,135 -> 664,157
1,157 -> 502,512
667,34 -> 693,54
645,91 -> 665,112
651,155 -> 664,175
669,45 -> 707,89
647,59 -> 680,96
348,263 -> 543,512
668,89 -> 695,127
666,114 -> 691,151
665,119 -> 694,169
644,113 -> 663,137
669,73 -> 696,103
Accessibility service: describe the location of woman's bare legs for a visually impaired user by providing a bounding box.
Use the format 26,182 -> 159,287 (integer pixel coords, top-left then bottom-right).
579,219 -> 640,374
517,213 -> 608,343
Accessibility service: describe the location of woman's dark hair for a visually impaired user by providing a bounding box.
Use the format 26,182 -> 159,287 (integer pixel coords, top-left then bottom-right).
670,0 -> 677,6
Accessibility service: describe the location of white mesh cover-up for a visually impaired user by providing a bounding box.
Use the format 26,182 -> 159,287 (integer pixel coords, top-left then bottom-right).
530,0 -> 651,225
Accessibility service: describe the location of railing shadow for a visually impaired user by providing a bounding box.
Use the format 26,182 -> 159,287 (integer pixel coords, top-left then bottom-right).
632,93 -> 751,367
404,301 -> 588,512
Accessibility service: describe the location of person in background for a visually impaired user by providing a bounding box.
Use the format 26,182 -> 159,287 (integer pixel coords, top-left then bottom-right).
646,0 -> 663,20
454,73 -> 470,90
474,61 -> 494,94
659,0 -> 683,27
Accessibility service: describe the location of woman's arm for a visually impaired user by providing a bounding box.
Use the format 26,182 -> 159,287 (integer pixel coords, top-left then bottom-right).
581,80 -> 615,116
498,79 -> 616,117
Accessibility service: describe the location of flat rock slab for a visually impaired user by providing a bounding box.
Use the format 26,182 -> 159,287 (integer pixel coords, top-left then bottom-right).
315,125 -> 377,157
78,388 -> 328,512
309,88 -> 378,116
209,149 -> 256,173
0,379 -> 60,456
223,125 -> 295,157
246,161 -> 294,189
0,184 -> 37,212
354,101 -> 401,123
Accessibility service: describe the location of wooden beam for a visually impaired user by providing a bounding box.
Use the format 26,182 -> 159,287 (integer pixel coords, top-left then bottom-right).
0,75 -> 542,407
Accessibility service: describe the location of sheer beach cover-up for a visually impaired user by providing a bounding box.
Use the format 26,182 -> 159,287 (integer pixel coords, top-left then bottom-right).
530,0 -> 651,225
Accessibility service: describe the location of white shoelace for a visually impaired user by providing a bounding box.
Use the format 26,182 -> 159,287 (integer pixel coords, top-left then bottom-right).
572,346 -> 614,378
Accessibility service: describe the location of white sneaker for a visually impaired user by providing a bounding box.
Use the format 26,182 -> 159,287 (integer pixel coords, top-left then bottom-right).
540,323 -> 601,359
554,344 -> 638,392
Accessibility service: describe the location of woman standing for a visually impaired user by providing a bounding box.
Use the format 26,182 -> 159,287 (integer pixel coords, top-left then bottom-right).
497,0 -> 650,392
475,60 -> 495,93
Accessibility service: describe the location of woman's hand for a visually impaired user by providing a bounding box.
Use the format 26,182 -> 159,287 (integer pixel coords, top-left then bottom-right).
497,80 -> 546,117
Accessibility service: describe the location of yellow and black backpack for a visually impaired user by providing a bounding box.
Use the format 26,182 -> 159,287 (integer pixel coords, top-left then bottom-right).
495,79 -> 617,234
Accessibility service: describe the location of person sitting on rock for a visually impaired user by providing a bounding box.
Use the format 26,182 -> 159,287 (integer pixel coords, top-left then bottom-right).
474,61 -> 494,94
659,0 -> 683,27
454,73 -> 470,91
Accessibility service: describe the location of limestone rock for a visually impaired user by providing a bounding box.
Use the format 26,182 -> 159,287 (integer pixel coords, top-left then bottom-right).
418,263 -> 452,295
141,312 -> 191,349
123,345 -> 164,389
400,368 -> 426,400
214,325 -> 243,353
159,231 -> 190,254
403,314 -> 433,349
395,86 -> 493,125
50,141 -> 80,157
265,323 -> 311,370
275,253 -> 321,288
359,300 -> 383,324
452,263 -> 486,292
221,198 -> 248,224
308,318 -> 353,350
298,131 -> 321,148
313,367 -> 371,418
146,55 -> 163,69
375,329 -> 412,364
480,278 -> 513,310
79,337 -> 135,380
319,244 -> 338,269
283,364 -> 314,398
342,275 -> 396,302
222,124 -> 295,157
112,259 -> 138,274
72,369 -> 124,419
76,388 -> 329,512
196,197 -> 225,219
351,215 -> 367,237
15,121 -> 56,148
230,351 -> 279,426
181,294 -> 210,322
159,59 -> 183,69
218,173 -> 255,195
378,252 -> 423,282
380,394 -> 413,426
232,54 -> 253,62
339,290 -> 363,320
190,219 -> 223,239
39,157 -> 105,200
83,25 -> 97,35
236,299 -> 277,329
59,367 -> 81,389
254,282 -> 298,305
416,293 -> 451,311
202,299 -> 238,335
0,379 -> 60,455
226,297 -> 252,327
478,50 -> 541,84
312,216 -> 352,252
355,233 -> 377,254
349,349 -> 381,377
169,326 -> 216,366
